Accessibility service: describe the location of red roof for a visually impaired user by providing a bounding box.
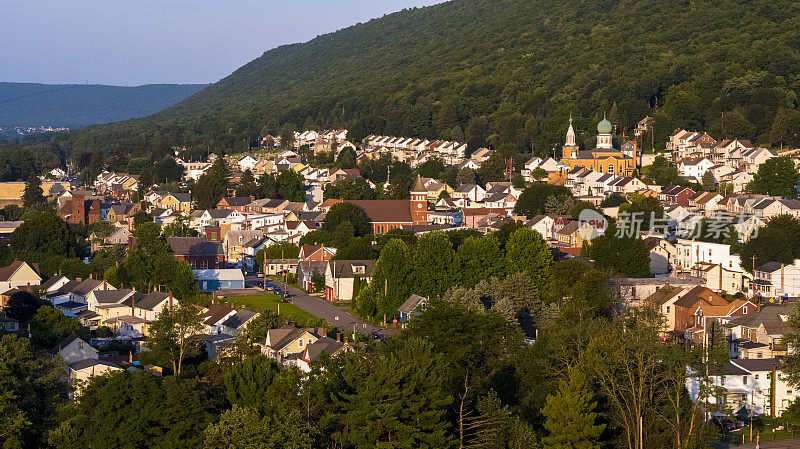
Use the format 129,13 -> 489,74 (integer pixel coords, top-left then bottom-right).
344,200 -> 413,224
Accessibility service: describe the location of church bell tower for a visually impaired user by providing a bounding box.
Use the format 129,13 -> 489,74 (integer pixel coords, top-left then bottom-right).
410,176 -> 428,225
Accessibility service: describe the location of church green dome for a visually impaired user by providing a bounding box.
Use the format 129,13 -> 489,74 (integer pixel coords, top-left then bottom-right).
597,117 -> 612,134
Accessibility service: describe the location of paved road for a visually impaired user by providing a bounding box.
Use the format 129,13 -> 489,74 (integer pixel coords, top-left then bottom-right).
245,275 -> 389,336
713,438 -> 800,448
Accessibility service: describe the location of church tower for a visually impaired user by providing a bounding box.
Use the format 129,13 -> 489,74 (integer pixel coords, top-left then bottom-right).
410,176 -> 428,225
561,115 -> 579,160
596,114 -> 613,149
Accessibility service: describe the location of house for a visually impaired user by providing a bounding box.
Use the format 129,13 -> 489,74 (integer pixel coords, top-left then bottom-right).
298,245 -> 336,261
726,303 -> 790,359
217,197 -> 253,212
753,261 -> 800,298
453,184 -> 486,203
0,260 -> 41,295
224,230 -> 265,264
297,261 -> 328,292
51,333 -> 98,364
555,221 -> 596,248
678,157 -> 715,181
69,358 -> 122,395
193,269 -> 246,291
324,260 -> 375,302
262,259 -> 299,276
660,185 -> 696,207
158,193 -> 192,214
169,236 -> 225,269
238,155 -> 258,172
68,278 -> 115,305
398,294 -> 427,321
219,309 -> 259,335
205,333 -> 237,360
643,237 -> 676,276
0,315 -> 19,332
688,298 -> 756,343
690,261 -> 748,294
201,304 -> 239,335
644,285 -> 691,335
292,336 -> 349,373
262,326 -> 324,363
687,358 -> 790,416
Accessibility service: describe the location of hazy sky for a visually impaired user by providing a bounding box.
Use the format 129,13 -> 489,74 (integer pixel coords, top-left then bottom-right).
0,0 -> 444,86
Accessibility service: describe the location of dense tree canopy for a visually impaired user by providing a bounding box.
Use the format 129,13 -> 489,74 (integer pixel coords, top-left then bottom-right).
747,156 -> 800,198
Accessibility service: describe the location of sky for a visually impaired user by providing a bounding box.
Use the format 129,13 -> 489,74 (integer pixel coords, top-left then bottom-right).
0,0 -> 444,86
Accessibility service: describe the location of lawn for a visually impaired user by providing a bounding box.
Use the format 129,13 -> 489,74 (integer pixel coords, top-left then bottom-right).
221,293 -> 325,327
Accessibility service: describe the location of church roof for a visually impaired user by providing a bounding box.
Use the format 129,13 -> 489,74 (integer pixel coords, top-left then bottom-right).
597,117 -> 612,134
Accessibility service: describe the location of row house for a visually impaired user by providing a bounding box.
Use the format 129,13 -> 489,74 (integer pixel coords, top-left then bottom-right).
95,171 -> 139,195
753,261 -> 800,298
687,358 -> 791,416
324,260 -> 375,302
660,185 -> 696,207
726,303 -> 789,359
673,238 -> 746,277
217,196 -> 253,212
176,158 -> 212,181
678,157 -> 715,181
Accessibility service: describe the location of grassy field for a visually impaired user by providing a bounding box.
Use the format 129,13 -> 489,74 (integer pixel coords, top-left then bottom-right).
221,293 -> 324,327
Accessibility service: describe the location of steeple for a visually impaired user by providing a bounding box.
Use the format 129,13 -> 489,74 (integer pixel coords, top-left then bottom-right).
565,114 -> 576,147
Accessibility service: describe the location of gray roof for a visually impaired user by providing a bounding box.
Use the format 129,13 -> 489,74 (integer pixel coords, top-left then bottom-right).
40,275 -> 69,291
135,291 -> 171,311
728,304 -> 790,335
221,309 -> 258,329
756,262 -> 783,273
70,358 -> 120,371
398,294 -> 427,314
329,260 -> 376,278
71,279 -> 104,296
304,336 -> 346,362
92,289 -> 134,304
206,209 -> 235,219
732,358 -> 783,372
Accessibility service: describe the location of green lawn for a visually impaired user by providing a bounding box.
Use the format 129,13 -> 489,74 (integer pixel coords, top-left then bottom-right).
221,294 -> 324,327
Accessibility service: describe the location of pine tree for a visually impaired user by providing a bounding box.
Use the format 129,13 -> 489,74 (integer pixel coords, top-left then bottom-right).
701,170 -> 716,191
542,369 -> 605,449
22,174 -> 46,208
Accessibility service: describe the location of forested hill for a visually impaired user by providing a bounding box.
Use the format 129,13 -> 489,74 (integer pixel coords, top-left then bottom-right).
0,83 -> 205,129
12,0 -> 800,163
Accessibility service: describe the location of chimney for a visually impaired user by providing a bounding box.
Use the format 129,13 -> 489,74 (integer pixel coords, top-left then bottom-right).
337,333 -> 341,342
89,274 -> 93,280
168,292 -> 173,308
103,280 -> 107,290
129,351 -> 133,364
26,282 -> 30,292
76,277 -> 82,283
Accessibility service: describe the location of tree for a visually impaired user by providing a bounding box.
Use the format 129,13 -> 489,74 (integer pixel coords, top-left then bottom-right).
327,338 -> 456,448
478,152 -> 507,183
170,261 -> 197,301
601,193 -> 628,208
455,168 -> 478,186
324,177 -> 375,200
771,108 -> 792,147
276,170 -> 306,202
355,238 -> 412,318
505,227 -> 552,293
622,193 -> 664,231
29,306 -> 88,349
145,303 -> 204,374
411,231 -> 455,298
193,157 -> 229,209
48,371 -> 219,449
336,146 -> 358,169
22,174 -> 46,209
224,355 -> 283,408
235,169 -> 259,198
542,368 -> 605,449
642,156 -> 683,186
204,405 -> 312,449
5,290 -> 43,322
514,183 -> 573,217
585,234 -> 651,278
311,270 -> 325,293
739,214 -> 800,272
701,170 -> 716,191
132,211 -> 153,227
0,335 -> 67,449
11,211 -> 77,259
279,123 -> 296,149
747,156 -> 799,198
321,202 -> 372,237
531,167 -> 548,181
453,235 -> 505,288
416,158 -> 446,179
152,158 -> 184,184
255,242 -> 301,270
258,172 -> 279,198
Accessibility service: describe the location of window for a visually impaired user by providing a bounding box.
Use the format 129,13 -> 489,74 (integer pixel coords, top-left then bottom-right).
666,306 -> 671,313
744,306 -> 748,314
757,352 -> 763,358
299,340 -> 303,347
789,390 -> 794,396
741,394 -> 747,402
721,377 -> 725,386
608,164 -> 614,174
755,374 -> 760,380
743,376 -> 748,385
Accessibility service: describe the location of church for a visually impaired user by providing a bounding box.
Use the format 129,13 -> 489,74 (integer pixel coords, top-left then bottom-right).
560,116 -> 636,177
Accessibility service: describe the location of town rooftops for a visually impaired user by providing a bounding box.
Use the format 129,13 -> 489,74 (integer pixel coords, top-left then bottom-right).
0,260 -> 40,282
343,200 -> 413,224
135,291 -> 171,311
644,285 -> 686,306
70,358 -> 120,371
302,337 -> 347,362
92,289 -> 133,304
71,279 -> 105,297
221,309 -> 258,329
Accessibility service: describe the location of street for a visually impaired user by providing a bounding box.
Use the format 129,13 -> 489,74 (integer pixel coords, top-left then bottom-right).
245,275 -> 391,337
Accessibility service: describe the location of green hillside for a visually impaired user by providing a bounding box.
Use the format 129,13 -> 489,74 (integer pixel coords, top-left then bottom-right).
8,0 -> 800,171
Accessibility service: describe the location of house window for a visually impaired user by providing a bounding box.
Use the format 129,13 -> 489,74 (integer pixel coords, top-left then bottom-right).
755,374 -> 759,380
78,342 -> 84,349
608,164 -> 614,174
720,377 -> 725,386
744,306 -> 748,314
757,352 -> 763,358
789,390 -> 794,396
299,340 -> 303,347
741,394 -> 747,402
743,376 -> 748,385
666,306 -> 670,313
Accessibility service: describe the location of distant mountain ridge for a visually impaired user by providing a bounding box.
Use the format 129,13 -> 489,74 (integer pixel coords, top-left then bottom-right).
0,82 -> 206,129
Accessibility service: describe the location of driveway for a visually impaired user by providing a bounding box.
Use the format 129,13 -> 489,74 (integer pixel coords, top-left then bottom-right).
246,275 -> 390,337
